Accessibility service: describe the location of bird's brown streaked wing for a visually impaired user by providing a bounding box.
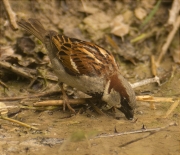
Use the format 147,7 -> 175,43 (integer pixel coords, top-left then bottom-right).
51,35 -> 118,76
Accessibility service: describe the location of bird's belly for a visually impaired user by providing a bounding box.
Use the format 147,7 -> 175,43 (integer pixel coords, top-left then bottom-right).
52,58 -> 105,95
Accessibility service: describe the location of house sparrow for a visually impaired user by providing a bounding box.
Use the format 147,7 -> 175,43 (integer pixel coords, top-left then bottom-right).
18,18 -> 136,119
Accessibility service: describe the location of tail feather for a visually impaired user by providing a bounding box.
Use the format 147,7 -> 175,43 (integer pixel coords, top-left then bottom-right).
18,18 -> 47,42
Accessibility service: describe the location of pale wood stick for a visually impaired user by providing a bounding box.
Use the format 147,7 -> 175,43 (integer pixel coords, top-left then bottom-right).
131,76 -> 160,88
33,99 -> 87,106
136,95 -> 175,103
167,0 -> 180,25
2,0 -> 18,30
0,61 -> 34,80
163,99 -> 180,118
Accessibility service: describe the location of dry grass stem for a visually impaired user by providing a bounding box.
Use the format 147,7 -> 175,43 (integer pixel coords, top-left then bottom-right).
136,95 -> 175,103
0,80 -> 9,90
1,115 -> 38,130
163,99 -> 180,118
95,122 -> 177,139
157,16 -> 180,66
131,76 -> 160,88
33,99 -> 86,106
0,61 -> 34,80
2,0 -> 18,30
0,90 -> 61,101
167,0 -> 180,25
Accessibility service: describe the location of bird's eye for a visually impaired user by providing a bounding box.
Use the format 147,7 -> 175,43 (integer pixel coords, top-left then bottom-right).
45,35 -> 50,39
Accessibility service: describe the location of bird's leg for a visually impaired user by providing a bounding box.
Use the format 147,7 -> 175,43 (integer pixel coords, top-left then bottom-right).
86,99 -> 105,115
59,82 -> 75,113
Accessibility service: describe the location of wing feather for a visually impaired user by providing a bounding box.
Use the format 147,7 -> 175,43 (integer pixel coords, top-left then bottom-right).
52,35 -> 118,76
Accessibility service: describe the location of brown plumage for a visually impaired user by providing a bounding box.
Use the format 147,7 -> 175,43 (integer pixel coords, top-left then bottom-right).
18,18 -> 136,119
52,35 -> 117,76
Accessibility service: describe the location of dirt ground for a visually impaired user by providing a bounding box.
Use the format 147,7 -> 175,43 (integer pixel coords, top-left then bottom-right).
0,0 -> 180,155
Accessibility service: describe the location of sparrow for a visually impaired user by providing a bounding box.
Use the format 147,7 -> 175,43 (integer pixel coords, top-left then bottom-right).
18,18 -> 136,119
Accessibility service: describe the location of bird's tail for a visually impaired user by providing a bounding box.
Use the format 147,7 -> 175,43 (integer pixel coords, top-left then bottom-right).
18,18 -> 47,42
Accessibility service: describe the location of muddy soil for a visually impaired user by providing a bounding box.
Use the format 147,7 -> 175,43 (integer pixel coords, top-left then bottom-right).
0,1 -> 180,155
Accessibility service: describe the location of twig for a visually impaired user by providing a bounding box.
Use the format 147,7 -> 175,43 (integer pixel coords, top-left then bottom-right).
131,76 -> 160,88
156,15 -> 180,66
94,122 -> 177,139
0,96 -> 30,101
0,80 -> 9,90
0,105 -> 19,110
0,115 -> 38,130
2,0 -> 18,30
0,90 -> 61,101
119,122 -> 178,147
20,105 -> 59,111
167,0 -> 180,25
0,105 -> 60,111
163,99 -> 180,118
0,61 -> 34,80
136,95 -> 175,103
33,99 -> 86,106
